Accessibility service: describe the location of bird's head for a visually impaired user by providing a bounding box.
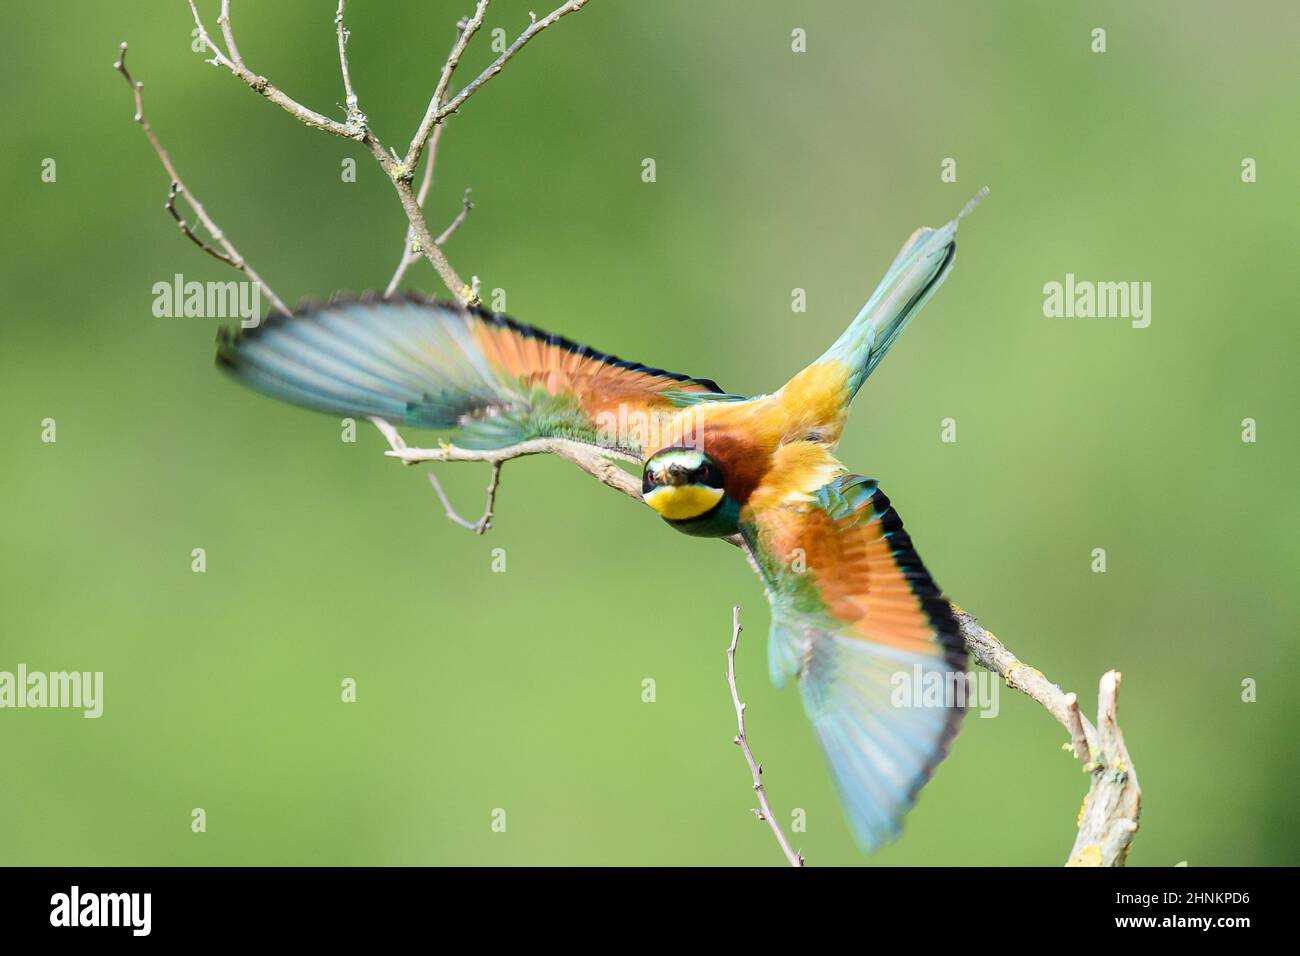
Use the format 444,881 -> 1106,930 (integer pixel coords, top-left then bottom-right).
642,446 -> 739,537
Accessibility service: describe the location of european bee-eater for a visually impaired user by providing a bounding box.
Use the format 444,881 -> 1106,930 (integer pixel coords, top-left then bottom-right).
216,196 -> 982,853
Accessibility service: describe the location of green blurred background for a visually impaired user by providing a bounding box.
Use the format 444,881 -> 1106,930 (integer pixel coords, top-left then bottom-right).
2,1 -> 1297,866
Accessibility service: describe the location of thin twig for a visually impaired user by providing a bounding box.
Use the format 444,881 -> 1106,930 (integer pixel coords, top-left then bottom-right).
1063,691 -> 1091,763
390,169 -> 470,303
113,42 -> 289,316
427,462 -> 502,534
436,190 -> 475,246
406,0 -> 490,174
416,128 -> 442,209
185,0 -> 586,305
215,0 -> 243,67
188,0 -> 360,140
387,188 -> 475,298
165,181 -> 238,268
188,0 -> 472,300
369,416 -> 407,452
727,606 -> 804,867
375,426 -> 643,503
385,4 -> 479,297
335,0 -> 364,132
386,182 -> 474,297
434,1 -> 590,124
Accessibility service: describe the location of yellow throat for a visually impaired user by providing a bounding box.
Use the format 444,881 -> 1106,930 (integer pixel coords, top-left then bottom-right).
643,484 -> 725,521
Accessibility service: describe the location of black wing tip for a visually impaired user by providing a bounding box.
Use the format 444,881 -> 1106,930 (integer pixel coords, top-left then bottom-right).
215,291 -> 728,395
864,484 -> 966,661
901,691 -> 968,813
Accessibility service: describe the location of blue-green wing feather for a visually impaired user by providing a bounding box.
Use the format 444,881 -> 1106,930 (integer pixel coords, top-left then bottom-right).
816,192 -> 985,401
216,295 -> 736,455
743,473 -> 966,853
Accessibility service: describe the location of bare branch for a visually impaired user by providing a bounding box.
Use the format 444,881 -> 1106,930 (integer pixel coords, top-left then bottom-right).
1063,691 -> 1091,763
953,605 -> 1099,755
113,42 -> 289,315
406,0 -> 490,173
181,1 -> 590,307
215,0 -> 244,67
954,607 -> 1141,865
436,1 -> 591,123
391,179 -> 473,303
188,0 -> 361,140
1067,671 -> 1141,866
368,416 -> 407,453
427,463 -> 502,534
165,181 -> 238,268
727,606 -> 804,867
335,0 -> 364,131
385,182 -> 474,297
376,428 -> 644,503
385,5 -> 482,299
434,189 -> 475,246
186,2 -> 476,300
416,127 -> 444,209
381,250 -> 413,299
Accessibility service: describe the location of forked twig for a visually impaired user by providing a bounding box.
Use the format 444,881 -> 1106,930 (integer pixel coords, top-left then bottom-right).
186,0 -> 469,299
434,1 -> 590,125
427,463 -> 502,534
113,42 -> 288,315
1067,671 -> 1141,866
165,182 -> 238,268
406,0 -> 490,175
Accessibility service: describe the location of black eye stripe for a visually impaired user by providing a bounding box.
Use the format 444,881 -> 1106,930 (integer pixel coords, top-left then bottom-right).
695,462 -> 722,487
642,452 -> 724,491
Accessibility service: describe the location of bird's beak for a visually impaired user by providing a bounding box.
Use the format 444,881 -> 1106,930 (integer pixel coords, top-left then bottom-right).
663,464 -> 690,486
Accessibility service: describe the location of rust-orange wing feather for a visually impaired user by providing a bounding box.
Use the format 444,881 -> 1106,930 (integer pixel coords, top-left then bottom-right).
741,467 -> 965,851
217,296 -> 735,455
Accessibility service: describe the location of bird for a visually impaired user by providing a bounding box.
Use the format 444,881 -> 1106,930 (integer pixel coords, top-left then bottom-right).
215,192 -> 986,853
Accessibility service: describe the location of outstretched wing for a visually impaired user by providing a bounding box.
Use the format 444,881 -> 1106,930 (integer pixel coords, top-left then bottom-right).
217,295 -> 739,456
742,470 -> 966,852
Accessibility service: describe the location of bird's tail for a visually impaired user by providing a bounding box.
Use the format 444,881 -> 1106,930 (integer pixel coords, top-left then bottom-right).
815,188 -> 986,402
